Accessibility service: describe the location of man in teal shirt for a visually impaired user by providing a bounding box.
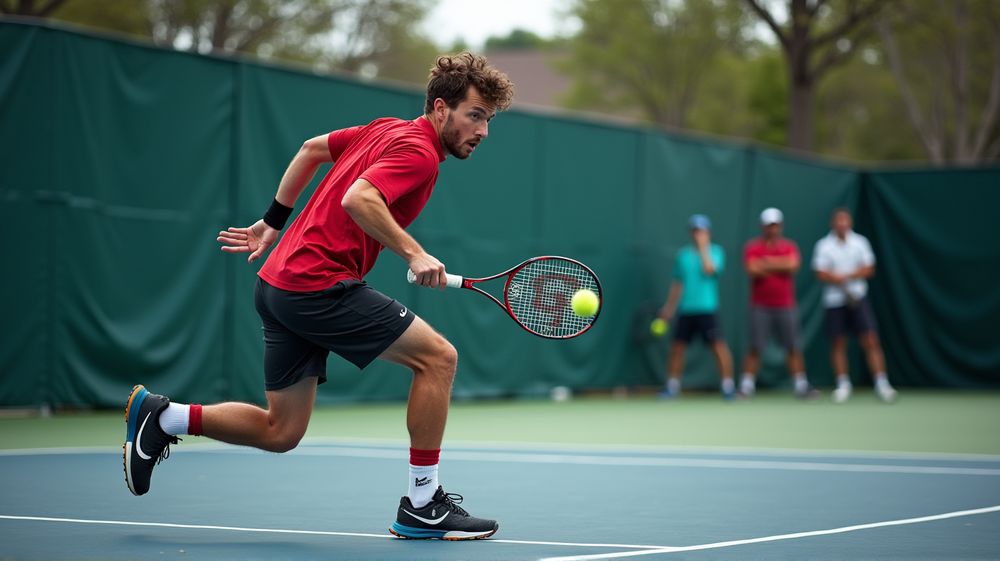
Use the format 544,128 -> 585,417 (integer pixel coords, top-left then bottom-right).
658,215 -> 735,399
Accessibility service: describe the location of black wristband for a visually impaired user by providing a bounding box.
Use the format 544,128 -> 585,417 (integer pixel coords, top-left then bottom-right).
262,198 -> 293,230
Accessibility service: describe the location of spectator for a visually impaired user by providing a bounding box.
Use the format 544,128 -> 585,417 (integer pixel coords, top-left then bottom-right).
738,208 -> 818,399
812,207 -> 898,403
657,214 -> 735,400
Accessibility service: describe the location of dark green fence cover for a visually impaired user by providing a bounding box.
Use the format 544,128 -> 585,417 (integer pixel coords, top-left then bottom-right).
1,21 -> 997,408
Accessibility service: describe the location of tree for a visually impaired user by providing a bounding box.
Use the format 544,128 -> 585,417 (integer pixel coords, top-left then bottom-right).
48,0 -> 436,83
485,29 -> 548,51
560,0 -> 751,128
813,45 -> 925,160
744,0 -> 891,151
876,0 -> 1000,165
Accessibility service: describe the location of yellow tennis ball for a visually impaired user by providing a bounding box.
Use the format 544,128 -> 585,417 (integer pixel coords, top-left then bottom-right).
571,289 -> 599,317
650,318 -> 668,337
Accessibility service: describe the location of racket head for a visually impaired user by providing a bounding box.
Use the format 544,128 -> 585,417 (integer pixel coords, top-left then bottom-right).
502,256 -> 602,339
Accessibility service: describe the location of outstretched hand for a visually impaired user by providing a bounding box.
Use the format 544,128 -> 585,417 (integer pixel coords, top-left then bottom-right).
218,220 -> 279,263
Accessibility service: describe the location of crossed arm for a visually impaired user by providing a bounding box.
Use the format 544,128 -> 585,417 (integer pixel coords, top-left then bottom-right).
745,253 -> 800,277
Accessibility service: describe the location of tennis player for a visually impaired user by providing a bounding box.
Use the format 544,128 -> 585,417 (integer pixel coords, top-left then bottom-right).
124,52 -> 514,541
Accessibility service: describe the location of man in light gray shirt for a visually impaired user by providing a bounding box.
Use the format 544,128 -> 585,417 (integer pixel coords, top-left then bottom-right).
812,207 -> 898,403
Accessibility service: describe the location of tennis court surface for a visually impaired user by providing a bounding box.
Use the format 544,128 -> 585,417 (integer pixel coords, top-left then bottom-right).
2,391 -> 998,560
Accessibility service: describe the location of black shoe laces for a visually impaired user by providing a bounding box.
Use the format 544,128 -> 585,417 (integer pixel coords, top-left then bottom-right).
157,436 -> 180,464
438,491 -> 470,517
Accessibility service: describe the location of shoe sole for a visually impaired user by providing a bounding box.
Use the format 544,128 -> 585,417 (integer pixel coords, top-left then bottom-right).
123,384 -> 148,497
389,522 -> 498,541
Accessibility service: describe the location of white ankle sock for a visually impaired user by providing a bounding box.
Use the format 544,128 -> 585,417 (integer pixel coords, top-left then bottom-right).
408,464 -> 438,508
667,378 -> 681,394
793,373 -> 809,392
874,373 -> 890,388
158,403 -> 190,436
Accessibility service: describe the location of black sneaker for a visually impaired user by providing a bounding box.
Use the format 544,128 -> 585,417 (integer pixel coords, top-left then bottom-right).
795,384 -> 821,400
390,486 -> 498,540
124,385 -> 178,496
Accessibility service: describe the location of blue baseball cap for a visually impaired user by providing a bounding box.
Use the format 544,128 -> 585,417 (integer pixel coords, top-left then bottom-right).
688,214 -> 712,230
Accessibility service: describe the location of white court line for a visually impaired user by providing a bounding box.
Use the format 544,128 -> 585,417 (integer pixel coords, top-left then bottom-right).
539,504 -> 1000,561
0,515 -> 657,549
3,445 -> 998,475
3,504 -> 1000,555
286,447 -> 1000,476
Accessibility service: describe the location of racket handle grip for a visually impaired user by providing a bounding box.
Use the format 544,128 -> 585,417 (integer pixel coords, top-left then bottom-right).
406,269 -> 463,289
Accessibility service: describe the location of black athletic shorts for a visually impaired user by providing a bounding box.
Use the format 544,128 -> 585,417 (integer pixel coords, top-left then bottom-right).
253,277 -> 416,391
825,296 -> 878,338
673,313 -> 722,344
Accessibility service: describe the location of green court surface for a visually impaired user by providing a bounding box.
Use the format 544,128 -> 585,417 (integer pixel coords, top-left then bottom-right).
2,389 -> 998,455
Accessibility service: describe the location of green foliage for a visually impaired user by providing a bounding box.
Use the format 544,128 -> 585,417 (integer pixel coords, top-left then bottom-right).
685,48 -> 788,146
559,0 -> 751,127
813,46 -> 924,161
746,51 -> 788,147
485,28 -> 549,51
876,0 -> 1000,163
48,0 -> 147,39
47,0 -> 438,85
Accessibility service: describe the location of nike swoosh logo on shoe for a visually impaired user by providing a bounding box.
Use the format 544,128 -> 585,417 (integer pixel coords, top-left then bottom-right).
136,412 -> 153,460
402,509 -> 450,525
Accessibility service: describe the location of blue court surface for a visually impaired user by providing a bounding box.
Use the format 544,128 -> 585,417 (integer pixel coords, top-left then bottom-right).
2,439 -> 998,560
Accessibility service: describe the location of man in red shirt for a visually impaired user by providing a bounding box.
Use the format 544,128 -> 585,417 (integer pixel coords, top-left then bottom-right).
123,53 -> 514,541
738,208 -> 818,399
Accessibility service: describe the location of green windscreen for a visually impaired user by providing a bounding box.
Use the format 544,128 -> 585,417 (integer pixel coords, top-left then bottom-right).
1,21 -> 997,408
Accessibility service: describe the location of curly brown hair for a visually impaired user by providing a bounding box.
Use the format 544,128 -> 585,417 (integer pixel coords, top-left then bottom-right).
424,52 -> 514,115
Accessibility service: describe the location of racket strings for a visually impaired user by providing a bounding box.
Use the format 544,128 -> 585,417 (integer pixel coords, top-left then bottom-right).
506,258 -> 600,338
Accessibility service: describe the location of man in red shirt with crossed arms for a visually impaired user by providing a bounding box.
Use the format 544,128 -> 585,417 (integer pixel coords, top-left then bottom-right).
738,208 -> 819,399
123,53 -> 514,541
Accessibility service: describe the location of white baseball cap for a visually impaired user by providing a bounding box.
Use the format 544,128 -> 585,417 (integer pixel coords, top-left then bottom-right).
760,207 -> 784,225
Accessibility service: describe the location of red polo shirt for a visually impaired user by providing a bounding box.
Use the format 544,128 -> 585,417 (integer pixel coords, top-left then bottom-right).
259,116 -> 446,292
743,237 -> 800,308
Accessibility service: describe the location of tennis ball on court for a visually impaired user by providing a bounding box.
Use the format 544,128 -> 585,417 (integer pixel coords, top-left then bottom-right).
650,318 -> 668,337
571,289 -> 599,317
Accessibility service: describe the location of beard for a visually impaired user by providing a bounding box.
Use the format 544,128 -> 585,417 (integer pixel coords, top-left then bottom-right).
441,113 -> 471,160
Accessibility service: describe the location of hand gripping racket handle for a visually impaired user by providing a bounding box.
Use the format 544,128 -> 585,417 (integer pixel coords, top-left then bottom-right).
406,269 -> 463,289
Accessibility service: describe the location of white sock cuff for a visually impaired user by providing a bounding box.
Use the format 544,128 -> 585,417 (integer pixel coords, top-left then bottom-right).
158,403 -> 190,436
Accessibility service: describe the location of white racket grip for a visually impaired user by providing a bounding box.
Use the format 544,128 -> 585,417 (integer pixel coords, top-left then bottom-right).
406,269 -> 463,289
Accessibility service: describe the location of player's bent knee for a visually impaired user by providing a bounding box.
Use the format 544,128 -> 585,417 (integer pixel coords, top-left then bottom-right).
266,429 -> 306,454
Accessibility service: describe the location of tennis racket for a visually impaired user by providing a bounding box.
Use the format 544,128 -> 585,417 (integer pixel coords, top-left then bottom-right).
407,256 -> 602,339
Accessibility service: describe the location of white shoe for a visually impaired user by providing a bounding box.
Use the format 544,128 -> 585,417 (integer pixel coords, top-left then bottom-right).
876,383 -> 898,403
832,384 -> 852,404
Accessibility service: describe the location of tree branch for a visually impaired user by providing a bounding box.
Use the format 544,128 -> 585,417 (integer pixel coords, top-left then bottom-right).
36,0 -> 69,17
807,0 -> 829,17
814,0 -> 888,47
876,18 -> 944,164
970,32 -> 1000,159
743,0 -> 790,50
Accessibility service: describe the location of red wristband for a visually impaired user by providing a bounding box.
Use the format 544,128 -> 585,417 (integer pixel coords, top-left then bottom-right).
188,404 -> 203,436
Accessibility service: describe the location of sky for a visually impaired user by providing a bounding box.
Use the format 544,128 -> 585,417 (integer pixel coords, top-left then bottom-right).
421,0 -> 579,50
